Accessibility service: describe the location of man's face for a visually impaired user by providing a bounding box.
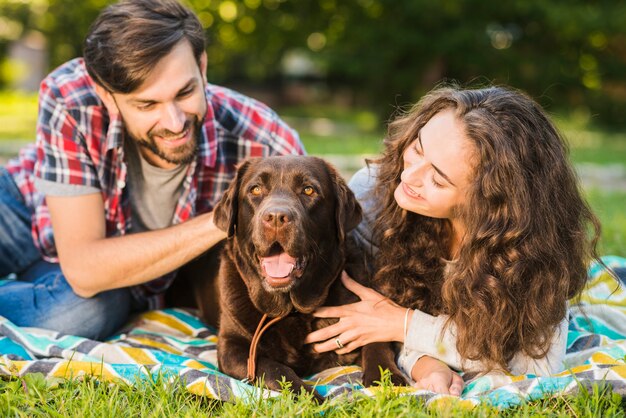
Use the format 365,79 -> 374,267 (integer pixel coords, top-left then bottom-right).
108,40 -> 208,169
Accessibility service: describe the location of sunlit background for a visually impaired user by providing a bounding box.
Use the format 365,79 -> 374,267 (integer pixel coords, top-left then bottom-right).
1,0 -> 625,123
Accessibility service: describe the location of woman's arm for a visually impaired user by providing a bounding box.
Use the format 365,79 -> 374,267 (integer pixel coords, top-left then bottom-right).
306,273 -> 568,377
402,308 -> 568,376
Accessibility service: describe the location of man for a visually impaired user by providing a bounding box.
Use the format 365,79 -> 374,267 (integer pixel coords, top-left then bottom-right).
0,0 -> 304,340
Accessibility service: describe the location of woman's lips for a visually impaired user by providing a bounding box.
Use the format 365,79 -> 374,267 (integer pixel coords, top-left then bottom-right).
401,182 -> 424,200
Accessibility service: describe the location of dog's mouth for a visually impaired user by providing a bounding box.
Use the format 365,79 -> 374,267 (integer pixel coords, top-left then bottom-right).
258,243 -> 306,289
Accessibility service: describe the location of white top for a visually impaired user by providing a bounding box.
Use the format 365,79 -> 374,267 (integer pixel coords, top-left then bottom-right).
348,166 -> 567,378
399,308 -> 567,377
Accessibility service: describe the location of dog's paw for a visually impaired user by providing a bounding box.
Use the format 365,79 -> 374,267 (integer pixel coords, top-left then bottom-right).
389,370 -> 409,387
309,389 -> 326,405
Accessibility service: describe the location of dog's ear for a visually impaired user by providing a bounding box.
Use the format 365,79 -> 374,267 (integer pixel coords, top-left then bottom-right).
326,161 -> 362,242
214,160 -> 251,237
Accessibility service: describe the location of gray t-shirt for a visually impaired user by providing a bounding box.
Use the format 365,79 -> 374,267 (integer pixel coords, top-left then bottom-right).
34,177 -> 100,197
125,142 -> 188,233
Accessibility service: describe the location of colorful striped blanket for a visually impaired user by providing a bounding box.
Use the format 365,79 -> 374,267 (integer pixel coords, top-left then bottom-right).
1,256 -> 625,409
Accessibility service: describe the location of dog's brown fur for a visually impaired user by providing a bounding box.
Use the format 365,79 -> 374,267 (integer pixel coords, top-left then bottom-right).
170,156 -> 406,399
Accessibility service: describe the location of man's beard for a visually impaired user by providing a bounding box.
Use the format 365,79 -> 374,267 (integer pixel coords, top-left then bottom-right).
133,116 -> 203,166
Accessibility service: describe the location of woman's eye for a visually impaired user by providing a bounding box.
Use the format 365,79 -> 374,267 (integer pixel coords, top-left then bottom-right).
303,186 -> 315,196
250,185 -> 262,195
431,177 -> 444,188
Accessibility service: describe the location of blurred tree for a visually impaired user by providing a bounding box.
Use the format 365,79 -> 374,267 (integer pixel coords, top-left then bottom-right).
0,0 -> 41,86
0,0 -> 624,125
41,0 -> 103,69
316,0 -> 626,123
0,0 -> 101,88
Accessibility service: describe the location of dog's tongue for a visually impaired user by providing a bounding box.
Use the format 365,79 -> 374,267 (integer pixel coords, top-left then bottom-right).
261,253 -> 296,278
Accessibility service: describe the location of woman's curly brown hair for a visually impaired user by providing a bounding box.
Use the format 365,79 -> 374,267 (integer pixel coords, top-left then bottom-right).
370,85 -> 601,371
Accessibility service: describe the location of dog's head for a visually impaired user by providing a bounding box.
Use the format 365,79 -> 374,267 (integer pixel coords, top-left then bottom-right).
214,156 -> 362,316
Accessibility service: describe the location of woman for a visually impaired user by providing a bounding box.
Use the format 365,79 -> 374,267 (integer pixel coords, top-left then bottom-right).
305,85 -> 603,395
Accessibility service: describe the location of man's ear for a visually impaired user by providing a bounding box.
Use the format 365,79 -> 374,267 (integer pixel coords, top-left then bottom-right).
93,83 -> 119,117
199,51 -> 208,84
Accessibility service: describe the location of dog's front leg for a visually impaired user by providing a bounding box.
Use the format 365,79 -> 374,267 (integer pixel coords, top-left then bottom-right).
254,356 -> 325,403
361,342 -> 408,387
218,335 -> 325,403
217,334 -> 252,382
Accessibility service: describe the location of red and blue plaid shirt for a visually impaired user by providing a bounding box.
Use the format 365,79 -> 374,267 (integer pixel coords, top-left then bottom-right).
5,58 -> 305,307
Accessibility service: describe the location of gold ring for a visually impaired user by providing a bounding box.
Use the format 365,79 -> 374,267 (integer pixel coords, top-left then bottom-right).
335,338 -> 344,349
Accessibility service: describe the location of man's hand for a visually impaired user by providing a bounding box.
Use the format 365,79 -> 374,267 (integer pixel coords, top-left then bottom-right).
304,272 -> 408,354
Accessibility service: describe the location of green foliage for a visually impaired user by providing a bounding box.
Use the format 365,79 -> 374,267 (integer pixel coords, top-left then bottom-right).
315,0 -> 626,124
1,1 -> 625,124
40,0 -> 104,69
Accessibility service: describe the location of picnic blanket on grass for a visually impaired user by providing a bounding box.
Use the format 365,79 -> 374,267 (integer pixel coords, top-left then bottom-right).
1,256 -> 625,409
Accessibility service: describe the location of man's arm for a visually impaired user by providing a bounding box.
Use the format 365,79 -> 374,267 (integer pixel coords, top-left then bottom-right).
47,192 -> 226,298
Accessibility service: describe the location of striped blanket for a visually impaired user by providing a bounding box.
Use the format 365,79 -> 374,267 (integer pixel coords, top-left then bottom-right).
1,256 -> 625,409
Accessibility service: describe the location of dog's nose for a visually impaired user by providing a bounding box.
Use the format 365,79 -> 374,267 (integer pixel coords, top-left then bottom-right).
262,207 -> 292,229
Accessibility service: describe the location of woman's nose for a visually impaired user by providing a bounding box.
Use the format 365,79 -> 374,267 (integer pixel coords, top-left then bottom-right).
403,160 -> 426,185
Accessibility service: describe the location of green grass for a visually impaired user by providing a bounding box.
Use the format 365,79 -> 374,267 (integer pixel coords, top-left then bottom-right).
2,372 -> 625,417
299,132 -> 382,156
0,373 -> 220,417
558,116 -> 626,168
586,189 -> 626,257
279,104 -> 384,156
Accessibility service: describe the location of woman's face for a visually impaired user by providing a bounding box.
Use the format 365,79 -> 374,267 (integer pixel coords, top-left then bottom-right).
394,108 -> 475,221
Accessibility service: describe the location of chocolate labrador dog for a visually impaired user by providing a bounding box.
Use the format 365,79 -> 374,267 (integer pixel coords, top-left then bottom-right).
171,155 -> 406,399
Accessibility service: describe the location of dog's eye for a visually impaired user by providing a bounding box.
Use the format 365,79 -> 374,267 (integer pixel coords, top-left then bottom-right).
250,185 -> 262,196
303,186 -> 315,196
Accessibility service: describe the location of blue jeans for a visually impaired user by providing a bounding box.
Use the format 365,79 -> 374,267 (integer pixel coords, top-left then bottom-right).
0,168 -> 142,340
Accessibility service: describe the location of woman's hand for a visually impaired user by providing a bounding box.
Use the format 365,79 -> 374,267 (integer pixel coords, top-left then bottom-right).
411,356 -> 464,396
304,272 -> 408,354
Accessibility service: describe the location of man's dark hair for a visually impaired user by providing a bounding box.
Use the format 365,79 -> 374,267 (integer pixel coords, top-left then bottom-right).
83,0 -> 205,93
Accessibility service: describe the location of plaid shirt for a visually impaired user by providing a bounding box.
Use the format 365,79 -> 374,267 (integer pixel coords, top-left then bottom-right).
5,58 -> 304,308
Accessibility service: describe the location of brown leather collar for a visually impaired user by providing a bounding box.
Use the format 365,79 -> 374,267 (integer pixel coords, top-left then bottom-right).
247,313 -> 285,382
